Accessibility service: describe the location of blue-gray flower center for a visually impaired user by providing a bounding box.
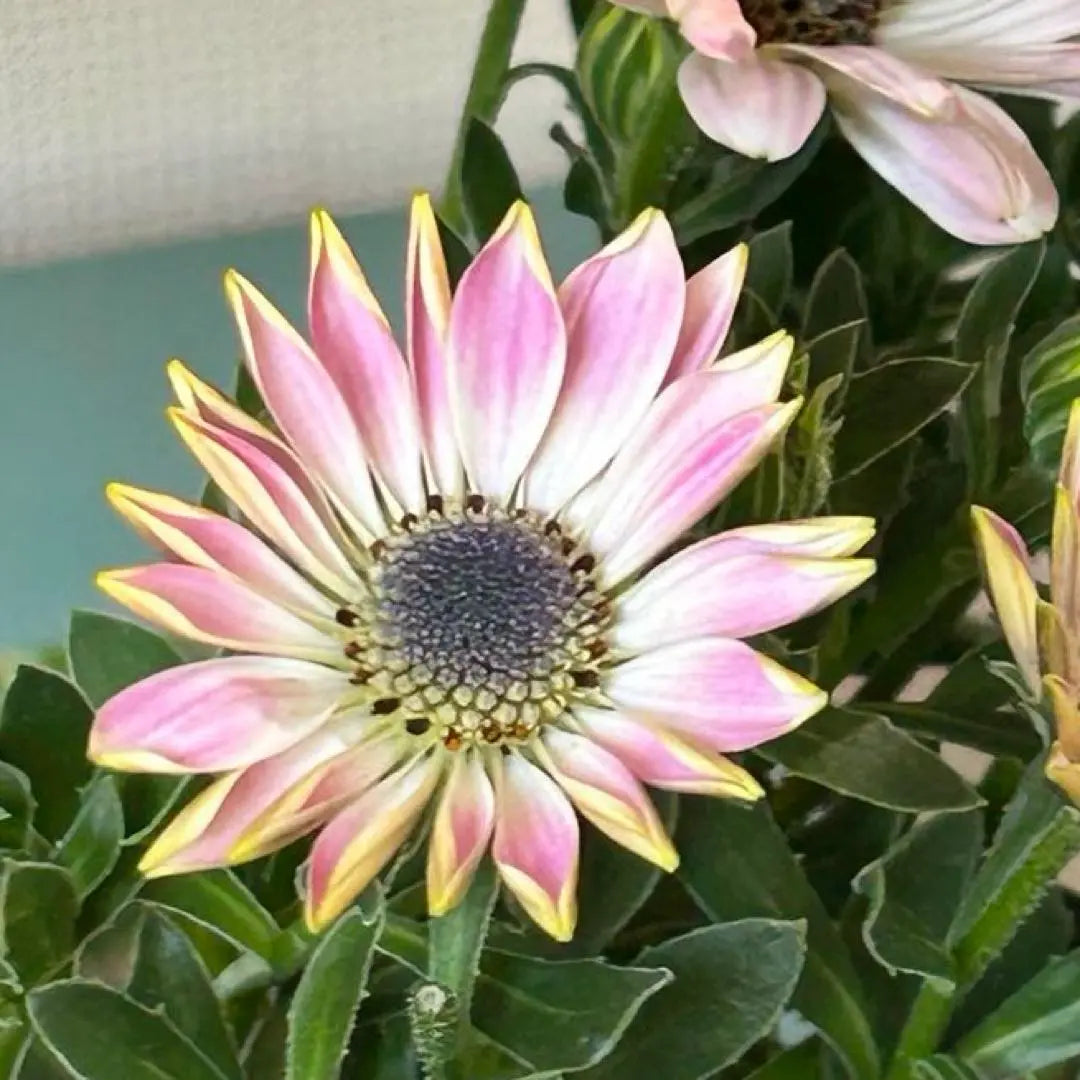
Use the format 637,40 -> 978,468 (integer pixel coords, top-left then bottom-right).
740,0 -> 882,45
373,519 -> 580,693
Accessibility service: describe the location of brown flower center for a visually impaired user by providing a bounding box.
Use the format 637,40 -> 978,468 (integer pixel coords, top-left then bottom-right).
739,0 -> 883,45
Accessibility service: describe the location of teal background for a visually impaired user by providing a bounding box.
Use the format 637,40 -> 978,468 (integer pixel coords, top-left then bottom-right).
0,189 -> 593,648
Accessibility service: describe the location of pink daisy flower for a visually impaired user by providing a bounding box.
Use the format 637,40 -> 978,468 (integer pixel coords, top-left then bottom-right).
88,197 -> 874,940
615,0 -> 1078,244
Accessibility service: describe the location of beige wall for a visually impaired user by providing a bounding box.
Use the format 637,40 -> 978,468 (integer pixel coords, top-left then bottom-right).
0,0 -> 575,264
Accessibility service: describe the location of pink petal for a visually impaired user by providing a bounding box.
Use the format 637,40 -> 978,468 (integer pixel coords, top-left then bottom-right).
226,271 -> 386,538
606,638 -> 827,751
447,202 -> 566,503
572,705 -> 764,799
583,374 -> 800,585
492,753 -> 578,942
540,728 -> 678,870
670,0 -> 757,60
167,361 -> 349,541
614,535 -> 874,651
972,505 -> 1041,695
406,194 -> 462,498
677,52 -> 826,161
877,0 -> 1080,51
309,210 -> 426,513
89,656 -> 350,774
832,83 -> 1058,244
427,753 -> 496,916
137,717 -> 378,876
779,44 -> 954,116
305,754 -> 441,930
96,564 -> 343,662
713,517 -> 877,558
664,243 -> 748,384
170,410 -> 361,600
524,210 -> 686,515
105,484 -> 335,624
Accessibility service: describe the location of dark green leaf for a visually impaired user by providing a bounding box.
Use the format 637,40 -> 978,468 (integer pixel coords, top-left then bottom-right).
951,757 -> 1080,985
833,357 -> 974,481
745,222 -> 794,319
802,248 -> 870,379
0,667 -> 93,840
745,1042 -> 826,1079
12,1038 -> 71,1080
460,118 -> 523,244
759,707 -> 983,813
582,920 -> 805,1080
1020,314 -> 1080,472
803,321 -> 864,400
68,610 -> 182,707
0,763 -> 36,851
0,861 -> 78,987
957,948 -> 1080,1077
143,870 -> 279,960
286,906 -> 383,1080
854,812 -> 982,987
242,1000 -> 288,1080
870,702 -> 1039,760
470,948 -> 670,1074
53,773 -> 123,897
129,909 -> 242,1080
678,799 -> 879,1079
27,979 -> 229,1080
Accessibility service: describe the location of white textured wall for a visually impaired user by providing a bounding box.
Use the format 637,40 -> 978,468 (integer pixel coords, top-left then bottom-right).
0,1 -> 575,264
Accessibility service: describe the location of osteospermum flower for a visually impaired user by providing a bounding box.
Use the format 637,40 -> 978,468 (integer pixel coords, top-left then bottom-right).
615,0 -> 1077,244
88,196 -> 875,940
974,399 -> 1080,804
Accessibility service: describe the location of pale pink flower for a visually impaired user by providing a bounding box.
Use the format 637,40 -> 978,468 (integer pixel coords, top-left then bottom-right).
88,198 -> 875,940
617,0 -> 1077,244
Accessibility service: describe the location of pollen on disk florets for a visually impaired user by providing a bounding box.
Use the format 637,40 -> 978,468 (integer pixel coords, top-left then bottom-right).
336,498 -> 611,751
739,0 -> 884,45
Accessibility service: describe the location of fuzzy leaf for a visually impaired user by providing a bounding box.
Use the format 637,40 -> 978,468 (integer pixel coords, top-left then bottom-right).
0,861 -> 78,988
53,773 -> 123,897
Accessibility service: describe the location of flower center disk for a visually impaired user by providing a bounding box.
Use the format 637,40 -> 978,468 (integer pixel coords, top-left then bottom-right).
739,0 -> 883,45
348,511 -> 609,750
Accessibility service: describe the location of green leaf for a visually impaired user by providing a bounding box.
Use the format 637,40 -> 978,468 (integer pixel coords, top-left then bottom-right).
912,1055 -> 984,1080
672,122 -> 828,245
0,861 -> 78,987
143,870 -> 279,960
802,248 -> 870,382
1020,313 -> 1080,472
459,118 -> 523,244
758,707 -> 983,813
286,906 -> 383,1080
0,666 -> 93,840
744,1042 -> 826,1079
956,948 -> 1080,1077
242,1000 -> 288,1080
0,763 -> 36,851
53,773 -> 124,897
677,798 -> 880,1080
12,1038 -> 72,1080
27,979 -> 230,1080
854,811 -> 983,988
832,357 -> 974,481
582,920 -> 806,1080
428,860 -> 497,1033
869,702 -> 1039,760
951,757 -> 1080,985
129,909 -> 242,1080
68,609 -> 182,708
803,321 -> 863,402
745,222 -> 794,320
470,948 -> 671,1075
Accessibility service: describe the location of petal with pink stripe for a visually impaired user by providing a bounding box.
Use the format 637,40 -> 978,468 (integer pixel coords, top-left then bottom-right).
524,210 -> 685,516
540,728 -> 678,871
427,753 -> 496,916
226,271 -> 386,538
670,0 -> 757,60
614,535 -> 874,651
97,564 -> 344,663
406,194 -> 462,498
606,638 -> 827,751
447,203 -> 566,502
305,755 -> 441,930
171,410 -> 361,599
664,244 -> 748,383
105,484 -> 335,624
573,705 -> 763,799
584,373 -> 800,584
89,656 -> 350,774
492,753 -> 578,942
309,210 -> 426,513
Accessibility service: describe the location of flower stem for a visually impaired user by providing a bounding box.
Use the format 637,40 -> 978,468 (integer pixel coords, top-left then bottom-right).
439,0 -> 528,237
885,983 -> 956,1080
